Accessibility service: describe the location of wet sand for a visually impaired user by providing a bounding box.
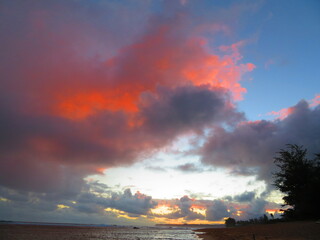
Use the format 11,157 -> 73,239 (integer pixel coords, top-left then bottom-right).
195,221 -> 320,240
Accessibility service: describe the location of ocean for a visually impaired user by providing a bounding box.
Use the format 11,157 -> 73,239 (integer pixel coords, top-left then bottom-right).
0,223 -> 205,240
89,226 -> 203,239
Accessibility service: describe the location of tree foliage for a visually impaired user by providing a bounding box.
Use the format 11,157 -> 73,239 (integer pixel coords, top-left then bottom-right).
225,217 -> 236,227
273,144 -> 320,220
236,214 -> 278,226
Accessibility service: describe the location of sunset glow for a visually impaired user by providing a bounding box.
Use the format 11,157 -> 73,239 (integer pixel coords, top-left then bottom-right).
150,205 -> 175,215
0,0 -> 319,227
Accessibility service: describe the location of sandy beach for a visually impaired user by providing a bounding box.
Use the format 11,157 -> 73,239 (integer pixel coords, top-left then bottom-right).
195,221 -> 320,240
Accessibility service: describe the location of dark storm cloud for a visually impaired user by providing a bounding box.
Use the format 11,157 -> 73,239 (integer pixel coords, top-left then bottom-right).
68,187 -> 158,216
140,85 -> 244,137
178,195 -> 205,220
85,181 -> 110,194
107,189 -> 157,215
66,188 -> 156,216
200,101 -> 320,183
0,185 -> 157,220
0,111 -> 141,193
75,204 -> 102,214
233,191 -> 256,202
240,198 -> 268,219
205,199 -> 230,221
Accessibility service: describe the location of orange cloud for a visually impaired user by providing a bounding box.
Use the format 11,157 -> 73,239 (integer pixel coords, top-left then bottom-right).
48,23 -> 254,120
239,120 -> 263,126
267,107 -> 295,120
267,94 -> 320,120
265,209 -> 280,215
0,3 -> 255,195
56,90 -> 139,120
182,40 -> 254,101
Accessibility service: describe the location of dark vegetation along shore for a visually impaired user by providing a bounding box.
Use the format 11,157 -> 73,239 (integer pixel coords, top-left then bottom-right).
196,145 -> 320,240
195,221 -> 320,240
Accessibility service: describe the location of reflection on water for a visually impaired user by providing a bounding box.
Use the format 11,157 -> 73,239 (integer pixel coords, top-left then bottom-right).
0,224 -> 204,240
102,227 -> 202,239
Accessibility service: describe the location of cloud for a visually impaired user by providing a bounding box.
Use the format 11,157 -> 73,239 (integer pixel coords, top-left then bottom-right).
75,204 -> 102,215
264,94 -> 320,120
0,0 -> 253,195
0,181 -> 281,224
266,107 -> 295,120
71,188 -> 158,216
200,101 -> 320,183
145,166 -> 167,172
152,196 -> 205,221
0,156 -> 86,194
240,198 -> 268,219
206,199 -> 230,221
0,1 -> 317,226
233,191 -> 256,202
184,190 -> 213,200
309,94 -> 320,107
2,1 -> 303,225
108,189 -> 157,216
178,196 -> 206,220
0,184 -> 157,223
139,85 -> 244,138
176,163 -> 203,173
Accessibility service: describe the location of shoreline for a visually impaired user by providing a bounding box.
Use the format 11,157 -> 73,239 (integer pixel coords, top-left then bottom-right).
194,221 -> 320,240
0,224 -> 210,239
194,230 -> 215,240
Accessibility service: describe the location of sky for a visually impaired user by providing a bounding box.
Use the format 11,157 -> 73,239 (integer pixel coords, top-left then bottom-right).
0,0 -> 319,226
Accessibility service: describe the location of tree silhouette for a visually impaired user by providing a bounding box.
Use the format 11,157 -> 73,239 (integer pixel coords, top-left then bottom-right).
273,144 -> 320,220
225,217 -> 236,227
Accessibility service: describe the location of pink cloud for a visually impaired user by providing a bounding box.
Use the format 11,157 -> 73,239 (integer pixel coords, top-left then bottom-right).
266,107 -> 295,120
266,94 -> 320,120
309,94 -> 320,107
0,1 -> 253,195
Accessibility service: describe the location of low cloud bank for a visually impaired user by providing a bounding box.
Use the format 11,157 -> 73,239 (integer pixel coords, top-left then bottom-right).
200,101 -> 320,184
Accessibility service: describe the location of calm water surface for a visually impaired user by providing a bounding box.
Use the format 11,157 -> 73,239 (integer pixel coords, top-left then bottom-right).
98,227 -> 203,239
0,224 -> 205,240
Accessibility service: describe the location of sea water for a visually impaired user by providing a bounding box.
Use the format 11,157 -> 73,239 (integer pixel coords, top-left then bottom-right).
95,226 -> 203,239
0,223 -> 205,240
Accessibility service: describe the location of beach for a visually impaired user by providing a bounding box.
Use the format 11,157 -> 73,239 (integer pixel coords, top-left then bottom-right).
195,221 -> 320,240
